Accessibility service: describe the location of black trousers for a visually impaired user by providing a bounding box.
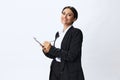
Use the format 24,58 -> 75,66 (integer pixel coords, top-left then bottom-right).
49,60 -> 61,80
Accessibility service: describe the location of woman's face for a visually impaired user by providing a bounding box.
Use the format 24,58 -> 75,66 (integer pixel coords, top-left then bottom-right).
61,8 -> 76,26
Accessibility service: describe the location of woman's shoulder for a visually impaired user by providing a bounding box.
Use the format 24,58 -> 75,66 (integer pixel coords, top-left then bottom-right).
71,26 -> 83,35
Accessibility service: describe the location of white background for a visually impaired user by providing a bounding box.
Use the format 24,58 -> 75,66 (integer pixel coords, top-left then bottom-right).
0,0 -> 120,80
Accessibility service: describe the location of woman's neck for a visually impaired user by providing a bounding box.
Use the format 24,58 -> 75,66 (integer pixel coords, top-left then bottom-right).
63,24 -> 71,32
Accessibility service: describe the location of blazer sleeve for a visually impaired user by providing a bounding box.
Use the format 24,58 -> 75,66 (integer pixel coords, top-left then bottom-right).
42,47 -> 60,59
45,29 -> 83,62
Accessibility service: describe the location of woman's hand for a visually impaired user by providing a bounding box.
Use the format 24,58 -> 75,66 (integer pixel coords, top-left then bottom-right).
42,41 -> 51,53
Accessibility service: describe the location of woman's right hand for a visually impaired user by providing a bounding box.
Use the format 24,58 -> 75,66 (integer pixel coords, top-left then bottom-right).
42,41 -> 51,53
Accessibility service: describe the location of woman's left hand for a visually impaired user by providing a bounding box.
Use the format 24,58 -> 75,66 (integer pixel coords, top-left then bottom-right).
42,41 -> 51,53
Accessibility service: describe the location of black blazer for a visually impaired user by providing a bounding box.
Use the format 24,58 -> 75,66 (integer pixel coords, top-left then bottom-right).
44,26 -> 85,80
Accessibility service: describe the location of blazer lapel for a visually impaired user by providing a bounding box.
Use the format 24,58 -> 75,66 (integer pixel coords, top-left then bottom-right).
61,26 -> 74,49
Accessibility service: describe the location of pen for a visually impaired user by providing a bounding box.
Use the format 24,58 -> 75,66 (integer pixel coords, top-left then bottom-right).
33,37 -> 44,47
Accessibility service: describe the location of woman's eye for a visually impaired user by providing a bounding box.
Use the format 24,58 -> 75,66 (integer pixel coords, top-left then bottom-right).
62,12 -> 73,17
68,14 -> 71,16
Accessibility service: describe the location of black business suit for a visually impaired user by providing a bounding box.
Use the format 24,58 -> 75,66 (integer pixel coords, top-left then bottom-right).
43,26 -> 85,80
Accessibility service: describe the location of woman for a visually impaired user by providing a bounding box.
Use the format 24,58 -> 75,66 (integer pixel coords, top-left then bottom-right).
42,6 -> 85,80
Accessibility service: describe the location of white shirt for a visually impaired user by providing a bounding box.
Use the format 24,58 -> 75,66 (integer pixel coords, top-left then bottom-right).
55,25 -> 72,62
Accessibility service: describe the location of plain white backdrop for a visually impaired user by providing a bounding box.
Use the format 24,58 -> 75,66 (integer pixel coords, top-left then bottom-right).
0,0 -> 120,80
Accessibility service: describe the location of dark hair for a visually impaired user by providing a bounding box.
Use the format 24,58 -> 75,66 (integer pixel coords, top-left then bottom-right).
62,6 -> 78,20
